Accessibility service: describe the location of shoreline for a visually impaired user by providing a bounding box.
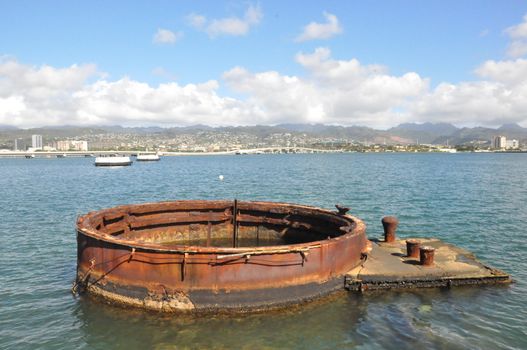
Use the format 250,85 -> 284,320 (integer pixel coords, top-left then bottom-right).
0,150 -> 526,158
0,146 -> 527,159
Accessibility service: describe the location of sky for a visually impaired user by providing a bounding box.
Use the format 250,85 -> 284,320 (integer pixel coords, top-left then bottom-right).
1,0 -> 527,129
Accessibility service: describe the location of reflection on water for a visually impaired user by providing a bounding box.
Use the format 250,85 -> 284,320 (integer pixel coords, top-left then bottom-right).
73,287 -> 511,350
75,291 -> 359,349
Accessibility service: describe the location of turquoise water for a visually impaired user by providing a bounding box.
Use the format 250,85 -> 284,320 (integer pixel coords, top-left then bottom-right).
0,153 -> 525,349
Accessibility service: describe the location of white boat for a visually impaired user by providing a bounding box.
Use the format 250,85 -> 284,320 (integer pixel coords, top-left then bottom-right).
136,153 -> 160,161
94,156 -> 132,167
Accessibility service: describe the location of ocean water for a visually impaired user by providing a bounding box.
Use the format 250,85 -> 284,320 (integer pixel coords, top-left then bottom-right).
0,153 -> 525,349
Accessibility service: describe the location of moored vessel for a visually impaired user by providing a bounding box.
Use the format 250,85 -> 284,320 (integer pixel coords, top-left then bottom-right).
94,156 -> 132,166
136,153 -> 160,161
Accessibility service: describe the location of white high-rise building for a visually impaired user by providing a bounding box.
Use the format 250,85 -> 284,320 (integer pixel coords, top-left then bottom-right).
492,136 -> 507,149
31,135 -> 43,149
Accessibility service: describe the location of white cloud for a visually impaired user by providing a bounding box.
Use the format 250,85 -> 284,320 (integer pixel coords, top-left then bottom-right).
505,14 -> 527,39
186,13 -> 206,29
475,58 -> 527,85
223,66 -> 324,123
296,12 -> 342,42
0,96 -> 25,116
187,4 -> 263,37
2,47 -> 527,129
224,48 -> 527,128
506,40 -> 527,58
0,58 -> 256,128
505,14 -> 527,58
72,79 -> 255,126
411,58 -> 527,126
0,59 -> 97,94
410,80 -> 526,126
225,48 -> 428,127
153,28 -> 183,45
295,47 -> 389,87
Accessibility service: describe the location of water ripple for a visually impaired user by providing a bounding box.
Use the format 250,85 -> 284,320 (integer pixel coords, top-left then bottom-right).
0,153 -> 525,349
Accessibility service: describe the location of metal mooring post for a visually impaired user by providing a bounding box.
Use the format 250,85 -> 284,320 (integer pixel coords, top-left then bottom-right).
382,216 -> 399,243
233,199 -> 238,248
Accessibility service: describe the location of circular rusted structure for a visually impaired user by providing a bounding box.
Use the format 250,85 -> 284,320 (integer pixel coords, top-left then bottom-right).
75,200 -> 371,312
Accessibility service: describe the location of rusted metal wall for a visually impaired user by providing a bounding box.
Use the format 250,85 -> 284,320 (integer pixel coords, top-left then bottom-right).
75,200 -> 370,312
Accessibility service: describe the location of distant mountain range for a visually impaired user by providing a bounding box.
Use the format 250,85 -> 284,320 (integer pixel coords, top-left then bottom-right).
1,122 -> 526,145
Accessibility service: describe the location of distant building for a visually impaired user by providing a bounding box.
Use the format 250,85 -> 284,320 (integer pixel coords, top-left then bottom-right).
55,140 -> 70,151
14,138 -> 26,151
492,135 -> 520,149
31,135 -> 43,150
73,140 -> 88,151
492,136 -> 507,149
437,147 -> 457,153
55,140 -> 88,151
505,139 -> 519,149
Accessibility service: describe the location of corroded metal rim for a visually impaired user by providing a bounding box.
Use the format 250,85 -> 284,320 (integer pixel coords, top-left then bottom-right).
77,200 -> 366,253
75,200 -> 371,312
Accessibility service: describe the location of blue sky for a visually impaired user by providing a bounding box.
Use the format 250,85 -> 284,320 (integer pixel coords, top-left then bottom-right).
1,1 -> 527,128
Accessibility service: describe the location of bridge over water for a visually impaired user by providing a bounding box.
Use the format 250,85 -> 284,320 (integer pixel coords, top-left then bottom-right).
0,147 -> 345,158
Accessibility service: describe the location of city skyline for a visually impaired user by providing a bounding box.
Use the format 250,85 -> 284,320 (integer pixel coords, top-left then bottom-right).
2,121 -> 524,153
1,1 -> 527,129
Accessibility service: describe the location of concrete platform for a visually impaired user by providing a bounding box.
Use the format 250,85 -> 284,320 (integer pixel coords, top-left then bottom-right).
345,238 -> 512,291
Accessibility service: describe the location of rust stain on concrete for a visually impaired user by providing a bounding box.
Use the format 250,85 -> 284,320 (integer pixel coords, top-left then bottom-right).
346,238 -> 511,291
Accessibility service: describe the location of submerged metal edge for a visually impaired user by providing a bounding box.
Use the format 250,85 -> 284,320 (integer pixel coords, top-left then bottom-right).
82,276 -> 346,313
